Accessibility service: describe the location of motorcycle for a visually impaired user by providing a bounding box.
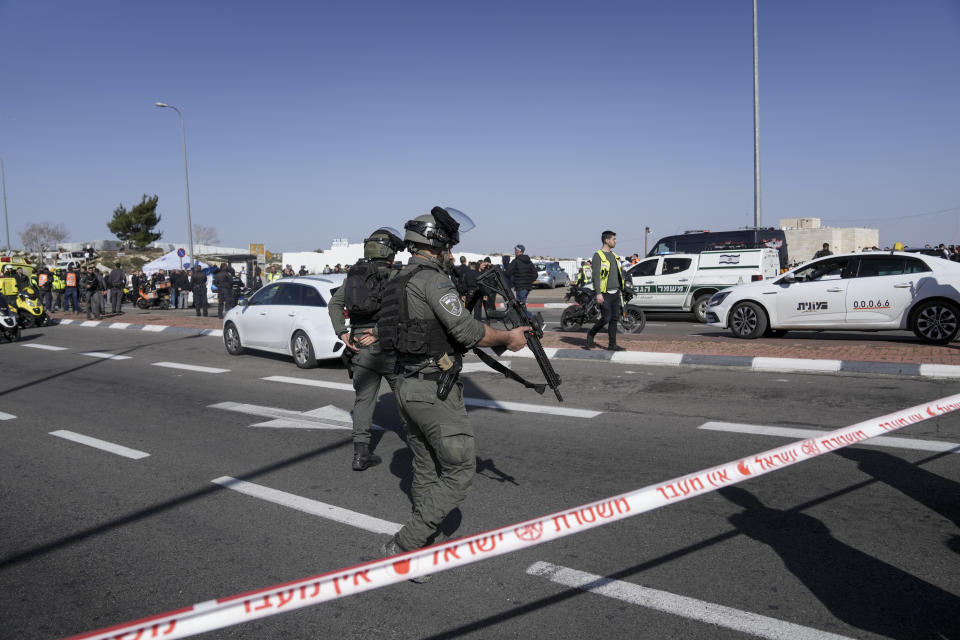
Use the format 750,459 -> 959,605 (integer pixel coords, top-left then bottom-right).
0,302 -> 20,342
10,286 -> 49,328
136,282 -> 172,310
560,284 -> 646,333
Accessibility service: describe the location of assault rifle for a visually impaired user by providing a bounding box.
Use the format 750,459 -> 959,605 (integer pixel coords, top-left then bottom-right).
470,266 -> 563,402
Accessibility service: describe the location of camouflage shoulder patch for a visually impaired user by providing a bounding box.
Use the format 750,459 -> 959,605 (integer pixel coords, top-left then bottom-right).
438,291 -> 463,317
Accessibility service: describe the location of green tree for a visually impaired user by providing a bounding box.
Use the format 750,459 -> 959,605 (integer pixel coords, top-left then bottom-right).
108,194 -> 163,248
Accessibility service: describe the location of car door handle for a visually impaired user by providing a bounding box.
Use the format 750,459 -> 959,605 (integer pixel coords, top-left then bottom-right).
894,283 -> 911,288
644,281 -> 655,284
762,291 -> 777,294
288,313 -> 296,317
678,279 -> 689,282
826,288 -> 843,292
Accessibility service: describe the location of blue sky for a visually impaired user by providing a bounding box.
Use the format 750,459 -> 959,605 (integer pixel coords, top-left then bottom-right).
1,0 -> 958,257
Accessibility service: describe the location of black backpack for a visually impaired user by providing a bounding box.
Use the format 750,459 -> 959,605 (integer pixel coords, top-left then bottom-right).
343,260 -> 391,320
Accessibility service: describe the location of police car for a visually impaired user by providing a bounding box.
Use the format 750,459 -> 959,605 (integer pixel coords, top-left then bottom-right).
222,275 -> 347,367
705,251 -> 960,344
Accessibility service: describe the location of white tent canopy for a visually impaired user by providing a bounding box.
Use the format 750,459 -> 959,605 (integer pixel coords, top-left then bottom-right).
141,249 -> 209,275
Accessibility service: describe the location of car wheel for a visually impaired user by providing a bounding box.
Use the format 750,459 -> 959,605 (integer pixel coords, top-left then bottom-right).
911,299 -> 960,345
223,322 -> 245,355
560,306 -> 582,329
729,301 -> 768,339
764,328 -> 788,338
292,330 -> 318,369
692,293 -> 712,324
619,307 -> 646,334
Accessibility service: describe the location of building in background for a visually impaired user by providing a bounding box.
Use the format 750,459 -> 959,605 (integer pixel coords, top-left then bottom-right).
780,218 -> 879,265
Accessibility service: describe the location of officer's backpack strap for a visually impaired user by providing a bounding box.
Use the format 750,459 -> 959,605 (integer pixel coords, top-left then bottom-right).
471,347 -> 547,395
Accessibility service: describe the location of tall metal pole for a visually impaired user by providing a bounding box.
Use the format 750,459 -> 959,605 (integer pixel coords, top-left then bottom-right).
155,103 -> 195,269
753,0 -> 763,228
0,158 -> 10,253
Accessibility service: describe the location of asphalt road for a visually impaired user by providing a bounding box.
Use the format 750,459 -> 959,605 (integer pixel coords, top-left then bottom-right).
1,324 -> 958,639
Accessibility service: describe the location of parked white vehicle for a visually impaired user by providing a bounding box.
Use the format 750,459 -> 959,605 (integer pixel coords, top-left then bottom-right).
624,249 -> 780,322
705,251 -> 960,344
222,275 -> 346,367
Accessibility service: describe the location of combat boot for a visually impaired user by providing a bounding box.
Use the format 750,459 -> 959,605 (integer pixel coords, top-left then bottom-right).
584,334 -> 597,349
379,536 -> 432,584
352,443 -> 382,471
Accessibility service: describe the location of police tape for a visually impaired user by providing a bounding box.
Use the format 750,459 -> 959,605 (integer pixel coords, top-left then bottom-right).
66,392 -> 960,640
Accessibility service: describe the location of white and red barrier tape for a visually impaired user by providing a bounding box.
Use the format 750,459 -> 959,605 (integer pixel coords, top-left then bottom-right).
66,393 -> 960,640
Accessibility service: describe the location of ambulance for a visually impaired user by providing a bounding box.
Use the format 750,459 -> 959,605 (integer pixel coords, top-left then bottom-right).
624,248 -> 781,323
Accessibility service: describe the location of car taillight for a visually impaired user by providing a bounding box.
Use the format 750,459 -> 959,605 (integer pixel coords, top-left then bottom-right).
752,275 -> 763,281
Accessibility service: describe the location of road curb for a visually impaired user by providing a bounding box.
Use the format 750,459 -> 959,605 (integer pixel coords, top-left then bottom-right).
49,318 -> 960,380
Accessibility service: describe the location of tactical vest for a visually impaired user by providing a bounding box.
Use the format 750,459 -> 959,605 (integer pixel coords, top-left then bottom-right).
378,264 -> 456,359
342,260 -> 391,327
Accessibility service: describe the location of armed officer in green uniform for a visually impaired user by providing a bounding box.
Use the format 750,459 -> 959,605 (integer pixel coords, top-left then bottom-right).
378,207 -> 528,572
328,227 -> 406,471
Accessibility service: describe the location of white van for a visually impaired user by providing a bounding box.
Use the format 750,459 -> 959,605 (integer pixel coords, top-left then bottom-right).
624,248 -> 781,322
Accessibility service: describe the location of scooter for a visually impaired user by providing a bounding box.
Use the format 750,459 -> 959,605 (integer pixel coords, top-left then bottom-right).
560,284 -> 646,333
11,286 -> 49,328
0,302 -> 20,342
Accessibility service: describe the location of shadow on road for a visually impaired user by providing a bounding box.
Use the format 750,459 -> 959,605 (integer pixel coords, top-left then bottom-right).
720,486 -> 960,640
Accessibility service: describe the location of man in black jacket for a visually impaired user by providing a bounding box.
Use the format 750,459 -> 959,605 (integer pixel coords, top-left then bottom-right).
505,244 -> 538,306
191,266 -> 208,316
108,262 -> 126,314
214,263 -> 235,318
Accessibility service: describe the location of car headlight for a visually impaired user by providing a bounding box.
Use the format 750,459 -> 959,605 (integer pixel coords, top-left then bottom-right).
708,291 -> 731,306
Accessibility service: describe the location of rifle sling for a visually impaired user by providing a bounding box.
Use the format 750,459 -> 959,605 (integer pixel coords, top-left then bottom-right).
472,347 -> 546,395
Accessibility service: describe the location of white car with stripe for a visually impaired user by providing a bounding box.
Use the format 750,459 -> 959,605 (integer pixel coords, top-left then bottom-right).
705,251 -> 960,343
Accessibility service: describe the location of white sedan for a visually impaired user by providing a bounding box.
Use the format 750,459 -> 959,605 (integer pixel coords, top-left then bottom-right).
705,251 -> 960,344
222,275 -> 346,367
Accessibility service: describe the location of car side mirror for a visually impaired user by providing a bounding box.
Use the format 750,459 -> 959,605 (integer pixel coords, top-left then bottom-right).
780,272 -> 796,284
239,298 -> 249,307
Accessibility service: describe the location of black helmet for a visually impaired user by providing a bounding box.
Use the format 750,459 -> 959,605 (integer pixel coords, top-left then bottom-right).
403,206 -> 475,249
363,227 -> 404,260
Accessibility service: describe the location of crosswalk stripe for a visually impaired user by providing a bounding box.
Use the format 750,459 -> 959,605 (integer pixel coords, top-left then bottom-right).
699,421 -> 960,453
50,430 -> 150,459
262,375 -> 601,418
212,476 -> 401,535
78,351 -> 132,360
152,361 -> 230,374
527,562 -> 853,640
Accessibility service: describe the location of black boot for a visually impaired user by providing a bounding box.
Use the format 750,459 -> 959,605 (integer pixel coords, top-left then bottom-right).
584,333 -> 597,349
352,443 -> 382,471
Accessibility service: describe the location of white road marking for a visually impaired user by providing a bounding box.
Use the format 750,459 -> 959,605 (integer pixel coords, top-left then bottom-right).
212,476 -> 401,535
0,411 -> 16,420
57,319 -> 75,325
22,344 -> 68,351
527,562 -> 853,640
109,322 -> 131,329
209,401 -> 358,430
262,375 -> 354,391
49,430 -> 150,459
78,351 -> 132,360
142,325 -> 167,332
699,421 -> 960,453
263,375 -> 600,418
80,320 -> 102,327
152,361 -> 230,374
461,361 -> 510,374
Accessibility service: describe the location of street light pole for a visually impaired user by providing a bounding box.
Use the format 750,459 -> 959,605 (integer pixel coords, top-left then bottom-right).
0,158 -> 10,254
753,0 -> 763,229
155,102 -> 195,269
